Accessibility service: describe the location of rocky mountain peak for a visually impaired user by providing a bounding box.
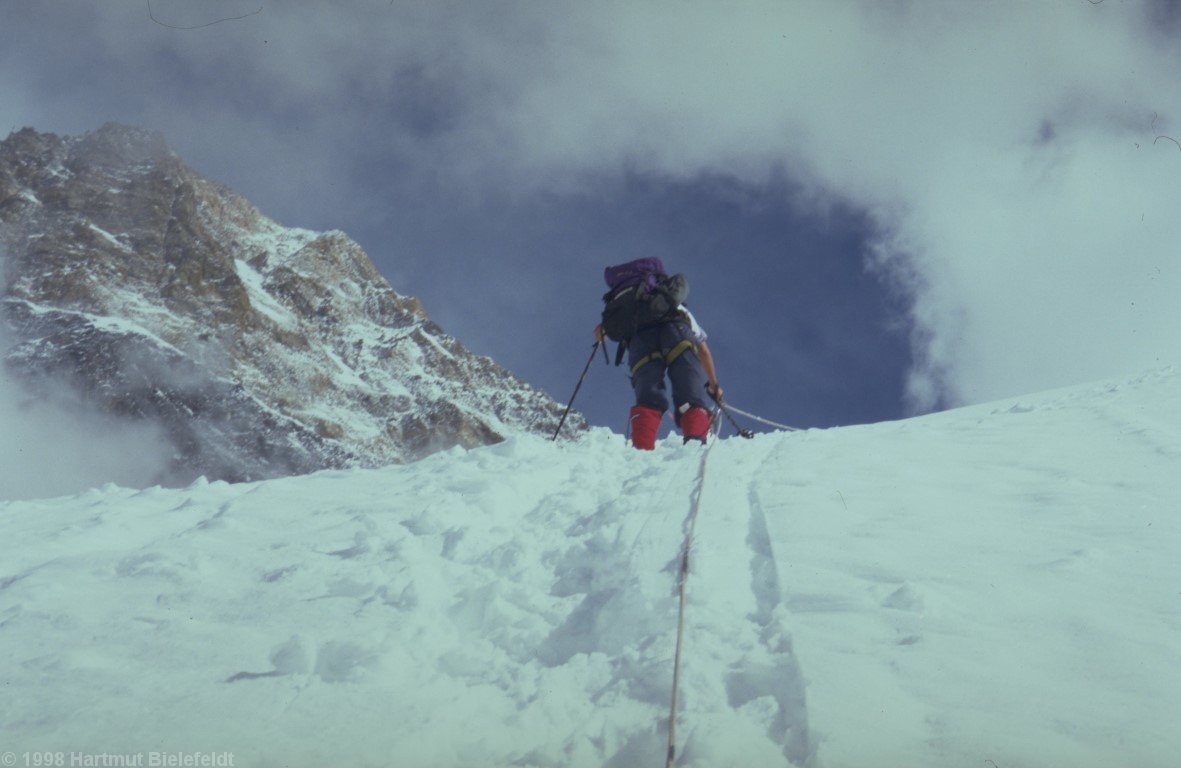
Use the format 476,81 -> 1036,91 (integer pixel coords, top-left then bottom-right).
0,124 -> 580,486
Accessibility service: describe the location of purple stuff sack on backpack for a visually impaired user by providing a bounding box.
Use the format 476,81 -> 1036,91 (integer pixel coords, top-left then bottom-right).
604,257 -> 666,295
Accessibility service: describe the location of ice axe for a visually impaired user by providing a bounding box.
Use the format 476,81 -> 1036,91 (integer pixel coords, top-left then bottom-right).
708,386 -> 754,439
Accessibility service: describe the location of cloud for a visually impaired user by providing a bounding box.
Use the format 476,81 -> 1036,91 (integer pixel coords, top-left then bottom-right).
0,248 -> 174,500
3,0 -> 1179,415
460,0 -> 1181,408
0,369 -> 175,500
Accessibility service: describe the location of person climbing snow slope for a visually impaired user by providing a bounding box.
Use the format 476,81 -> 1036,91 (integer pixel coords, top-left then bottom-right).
595,258 -> 723,449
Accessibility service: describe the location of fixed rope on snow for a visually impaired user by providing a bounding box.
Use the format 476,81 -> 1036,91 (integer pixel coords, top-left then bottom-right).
715,401 -> 755,439
722,402 -> 803,433
664,408 -> 723,767
662,398 -> 800,764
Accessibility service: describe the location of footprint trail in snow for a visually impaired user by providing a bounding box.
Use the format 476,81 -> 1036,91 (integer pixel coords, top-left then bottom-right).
4,366 -> 1181,767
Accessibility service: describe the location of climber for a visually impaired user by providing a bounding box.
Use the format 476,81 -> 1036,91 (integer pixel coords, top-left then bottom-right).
595,258 -> 723,449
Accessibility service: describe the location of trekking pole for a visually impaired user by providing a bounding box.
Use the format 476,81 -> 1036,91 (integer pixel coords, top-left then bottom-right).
552,340 -> 603,441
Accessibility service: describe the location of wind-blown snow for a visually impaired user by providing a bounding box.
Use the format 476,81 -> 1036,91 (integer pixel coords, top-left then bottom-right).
2,367 -> 1179,767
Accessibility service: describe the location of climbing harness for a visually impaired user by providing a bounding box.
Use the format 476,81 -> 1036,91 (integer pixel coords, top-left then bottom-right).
664,407 -> 723,768
629,338 -> 696,376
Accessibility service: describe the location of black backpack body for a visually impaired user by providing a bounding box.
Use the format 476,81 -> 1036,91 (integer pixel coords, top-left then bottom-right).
600,260 -> 690,373
601,272 -> 689,343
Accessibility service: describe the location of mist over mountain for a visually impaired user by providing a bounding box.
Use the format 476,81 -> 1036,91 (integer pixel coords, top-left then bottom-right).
0,123 -> 577,493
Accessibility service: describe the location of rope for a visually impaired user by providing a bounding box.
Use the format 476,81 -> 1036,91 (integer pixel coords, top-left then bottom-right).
722,403 -> 803,432
665,409 -> 723,767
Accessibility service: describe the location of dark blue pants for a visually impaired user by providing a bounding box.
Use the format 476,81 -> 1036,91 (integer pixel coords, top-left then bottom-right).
628,319 -> 709,418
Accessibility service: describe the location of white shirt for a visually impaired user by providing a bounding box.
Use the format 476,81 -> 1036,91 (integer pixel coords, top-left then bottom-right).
680,306 -> 707,343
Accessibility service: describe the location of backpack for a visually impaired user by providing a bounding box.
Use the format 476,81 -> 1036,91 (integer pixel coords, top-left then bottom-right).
600,257 -> 689,344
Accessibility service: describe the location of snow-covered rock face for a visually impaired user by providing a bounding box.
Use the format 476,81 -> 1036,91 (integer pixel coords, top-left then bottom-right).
0,124 -> 577,484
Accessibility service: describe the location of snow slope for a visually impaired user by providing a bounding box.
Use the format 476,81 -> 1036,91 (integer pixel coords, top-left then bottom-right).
2,366 -> 1180,768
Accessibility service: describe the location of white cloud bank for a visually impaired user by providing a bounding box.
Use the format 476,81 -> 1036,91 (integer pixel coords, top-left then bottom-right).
160,0 -> 1180,410
6,0 -> 1180,413
464,0 -> 1181,409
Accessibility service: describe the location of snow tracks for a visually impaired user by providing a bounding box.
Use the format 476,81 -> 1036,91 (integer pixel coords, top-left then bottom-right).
0,429 -> 813,767
668,434 -> 814,767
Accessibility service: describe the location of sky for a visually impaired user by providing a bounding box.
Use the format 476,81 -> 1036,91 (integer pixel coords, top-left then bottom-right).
2,0 -> 1180,435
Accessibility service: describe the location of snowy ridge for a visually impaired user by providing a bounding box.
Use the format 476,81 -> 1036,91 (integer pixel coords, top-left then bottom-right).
2,366 -> 1180,767
0,124 -> 576,485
